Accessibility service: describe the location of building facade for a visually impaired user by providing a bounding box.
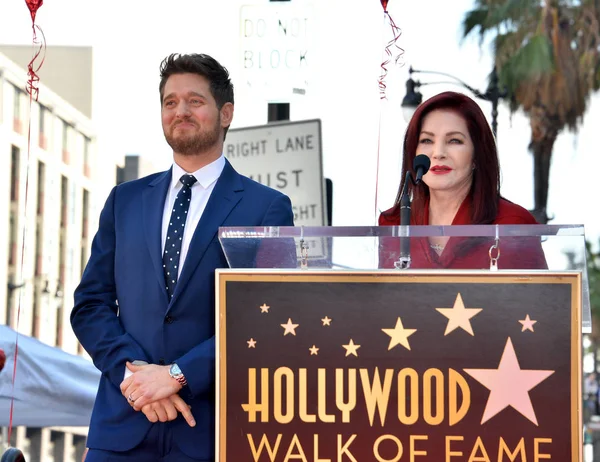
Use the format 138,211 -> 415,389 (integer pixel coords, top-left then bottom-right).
0,51 -> 119,462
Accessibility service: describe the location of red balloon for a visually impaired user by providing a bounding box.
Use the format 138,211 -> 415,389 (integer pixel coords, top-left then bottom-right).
25,0 -> 43,23
0,348 -> 6,372
381,0 -> 389,11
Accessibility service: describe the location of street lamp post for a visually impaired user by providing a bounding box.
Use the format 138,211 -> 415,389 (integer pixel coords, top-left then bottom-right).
401,66 -> 506,138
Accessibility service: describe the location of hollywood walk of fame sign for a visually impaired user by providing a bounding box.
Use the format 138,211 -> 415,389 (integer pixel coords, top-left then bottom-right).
216,270 -> 582,461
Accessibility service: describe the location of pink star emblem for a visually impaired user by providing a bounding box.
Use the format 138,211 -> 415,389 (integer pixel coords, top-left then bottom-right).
464,338 -> 554,425
519,314 -> 537,332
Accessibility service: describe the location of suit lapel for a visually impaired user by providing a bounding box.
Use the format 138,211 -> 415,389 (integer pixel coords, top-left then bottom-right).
169,161 -> 243,307
142,169 -> 172,302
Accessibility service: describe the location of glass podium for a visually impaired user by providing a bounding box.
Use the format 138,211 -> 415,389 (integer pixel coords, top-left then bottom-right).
216,224 -> 586,461
219,224 -> 590,331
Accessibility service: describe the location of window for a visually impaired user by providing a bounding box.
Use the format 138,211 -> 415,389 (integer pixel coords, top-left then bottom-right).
55,304 -> 63,347
82,189 -> 89,240
13,86 -> 22,134
59,176 -> 67,293
83,136 -> 91,177
6,140 -> 19,325
81,189 -> 90,278
5,275 -> 14,327
8,212 -> 17,267
34,226 -> 43,276
37,161 -> 45,216
13,85 -> 21,119
10,145 -> 19,202
61,120 -> 71,163
60,176 -> 68,228
31,283 -> 40,338
39,105 -> 46,132
33,161 -> 45,339
62,121 -> 68,149
39,105 -> 48,149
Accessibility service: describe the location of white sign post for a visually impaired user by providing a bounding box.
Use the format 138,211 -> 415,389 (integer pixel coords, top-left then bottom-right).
224,119 -> 327,260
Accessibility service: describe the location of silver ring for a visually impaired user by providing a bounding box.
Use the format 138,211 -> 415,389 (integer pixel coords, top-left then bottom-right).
128,394 -> 135,403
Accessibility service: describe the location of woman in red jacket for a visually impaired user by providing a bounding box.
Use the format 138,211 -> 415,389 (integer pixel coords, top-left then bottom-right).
379,91 -> 547,270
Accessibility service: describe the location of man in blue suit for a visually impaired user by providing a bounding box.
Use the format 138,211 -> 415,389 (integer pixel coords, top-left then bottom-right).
71,53 -> 294,461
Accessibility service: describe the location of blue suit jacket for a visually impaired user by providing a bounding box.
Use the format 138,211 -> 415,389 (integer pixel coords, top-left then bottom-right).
71,160 -> 294,459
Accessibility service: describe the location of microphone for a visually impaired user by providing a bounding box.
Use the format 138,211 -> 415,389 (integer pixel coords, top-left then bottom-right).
394,154 -> 430,270
413,154 -> 431,185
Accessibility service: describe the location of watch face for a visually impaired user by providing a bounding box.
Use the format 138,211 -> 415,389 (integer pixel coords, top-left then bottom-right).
170,363 -> 182,376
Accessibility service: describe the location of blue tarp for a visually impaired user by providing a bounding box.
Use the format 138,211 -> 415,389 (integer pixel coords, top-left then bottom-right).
0,325 -> 99,427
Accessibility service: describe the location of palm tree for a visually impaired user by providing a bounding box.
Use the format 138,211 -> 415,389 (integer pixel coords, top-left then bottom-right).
463,0 -> 600,223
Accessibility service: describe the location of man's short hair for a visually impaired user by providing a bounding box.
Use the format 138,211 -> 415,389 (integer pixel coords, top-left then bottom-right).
159,53 -> 234,109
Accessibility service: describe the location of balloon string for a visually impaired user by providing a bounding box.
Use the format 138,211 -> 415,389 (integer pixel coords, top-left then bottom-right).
375,10 -> 403,221
374,109 -> 383,223
26,24 -> 46,101
8,21 -> 45,447
378,11 -> 403,100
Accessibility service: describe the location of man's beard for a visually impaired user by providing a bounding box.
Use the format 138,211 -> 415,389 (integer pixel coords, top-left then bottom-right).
164,117 -> 221,156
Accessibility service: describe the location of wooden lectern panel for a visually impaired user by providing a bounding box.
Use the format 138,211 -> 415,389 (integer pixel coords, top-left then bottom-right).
217,271 -> 581,462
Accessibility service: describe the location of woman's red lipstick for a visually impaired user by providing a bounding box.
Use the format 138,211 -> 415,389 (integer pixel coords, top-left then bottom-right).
430,165 -> 452,175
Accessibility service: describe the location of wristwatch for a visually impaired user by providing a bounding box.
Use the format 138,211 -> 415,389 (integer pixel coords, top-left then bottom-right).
169,363 -> 187,387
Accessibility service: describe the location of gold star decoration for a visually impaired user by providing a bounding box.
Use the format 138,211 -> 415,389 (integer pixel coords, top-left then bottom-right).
342,339 -> 361,357
321,316 -> 332,326
436,293 -> 482,336
259,303 -> 270,313
247,338 -> 257,348
309,345 -> 319,355
382,317 -> 417,351
519,314 -> 537,332
280,318 -> 299,336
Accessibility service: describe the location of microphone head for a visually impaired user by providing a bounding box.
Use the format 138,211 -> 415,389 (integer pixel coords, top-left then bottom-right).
413,154 -> 431,174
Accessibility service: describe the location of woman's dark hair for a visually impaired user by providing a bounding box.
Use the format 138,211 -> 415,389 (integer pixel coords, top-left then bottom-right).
383,91 -> 500,224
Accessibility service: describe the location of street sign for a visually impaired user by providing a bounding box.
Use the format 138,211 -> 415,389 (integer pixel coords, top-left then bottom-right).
224,119 -> 327,261
240,3 -> 315,100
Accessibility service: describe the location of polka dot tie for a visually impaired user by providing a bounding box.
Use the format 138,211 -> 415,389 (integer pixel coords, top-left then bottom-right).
163,174 -> 197,299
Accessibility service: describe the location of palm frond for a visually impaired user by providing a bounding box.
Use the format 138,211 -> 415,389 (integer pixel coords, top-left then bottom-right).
492,0 -> 539,26
498,34 -> 555,94
462,8 -> 490,43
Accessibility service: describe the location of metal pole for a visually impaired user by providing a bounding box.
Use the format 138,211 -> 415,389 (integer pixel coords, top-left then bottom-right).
489,67 -> 500,138
408,66 -> 503,138
491,97 -> 498,139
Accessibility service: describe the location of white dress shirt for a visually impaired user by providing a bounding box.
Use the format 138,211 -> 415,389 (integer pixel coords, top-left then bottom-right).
124,156 -> 226,380
161,156 -> 226,278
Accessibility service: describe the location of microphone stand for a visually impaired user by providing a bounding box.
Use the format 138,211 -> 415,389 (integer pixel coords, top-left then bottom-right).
392,154 -> 430,270
394,171 -> 413,269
